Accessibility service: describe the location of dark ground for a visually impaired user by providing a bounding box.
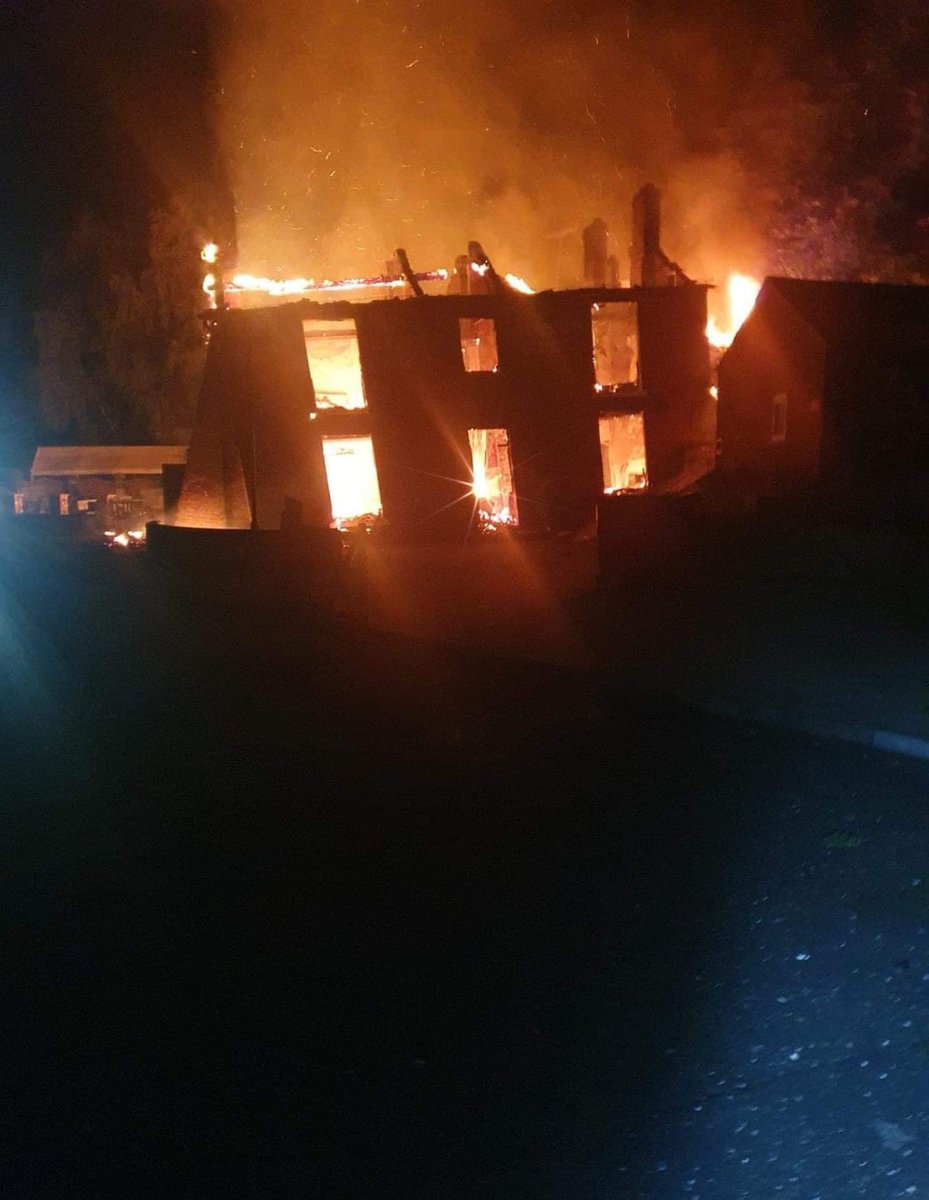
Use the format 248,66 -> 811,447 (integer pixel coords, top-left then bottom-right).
2,537 -> 929,1197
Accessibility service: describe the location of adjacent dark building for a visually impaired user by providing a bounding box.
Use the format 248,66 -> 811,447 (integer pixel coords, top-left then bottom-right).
176,281 -> 713,538
717,278 -> 929,520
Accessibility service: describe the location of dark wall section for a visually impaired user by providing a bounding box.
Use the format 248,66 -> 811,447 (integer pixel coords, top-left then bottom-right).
824,341 -> 929,517
177,315 -> 252,528
516,294 -> 603,532
247,309 -> 331,530
359,300 -> 479,539
638,284 -> 715,490
178,307 -> 331,528
717,287 -> 825,495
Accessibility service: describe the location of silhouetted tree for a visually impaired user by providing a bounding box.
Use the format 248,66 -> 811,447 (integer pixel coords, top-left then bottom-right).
761,0 -> 929,278
34,199 -> 207,443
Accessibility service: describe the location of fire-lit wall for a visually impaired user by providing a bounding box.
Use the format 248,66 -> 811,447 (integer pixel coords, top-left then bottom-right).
177,285 -> 711,536
178,307 -> 334,529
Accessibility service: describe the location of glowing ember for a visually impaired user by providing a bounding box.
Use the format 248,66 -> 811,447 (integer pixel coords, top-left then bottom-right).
706,273 -> 761,348
226,268 -> 448,298
105,527 -> 147,550
200,242 -> 219,265
231,273 -> 322,296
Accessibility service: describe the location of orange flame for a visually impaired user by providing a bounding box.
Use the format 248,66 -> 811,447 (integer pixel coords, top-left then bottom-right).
201,243 -> 220,308
471,458 -> 493,502
226,268 -> 449,298
706,273 -> 761,348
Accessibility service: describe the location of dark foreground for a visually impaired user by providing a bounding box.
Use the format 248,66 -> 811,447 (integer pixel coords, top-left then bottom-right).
1,546 -> 928,1197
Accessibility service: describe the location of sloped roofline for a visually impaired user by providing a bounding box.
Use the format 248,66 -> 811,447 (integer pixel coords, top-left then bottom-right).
760,276 -> 929,341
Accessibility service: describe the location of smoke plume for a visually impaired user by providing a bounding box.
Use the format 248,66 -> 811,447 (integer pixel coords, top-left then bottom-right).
211,0 -> 928,288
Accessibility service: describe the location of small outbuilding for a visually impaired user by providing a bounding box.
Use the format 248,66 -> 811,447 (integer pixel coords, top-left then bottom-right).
23,445 -> 188,523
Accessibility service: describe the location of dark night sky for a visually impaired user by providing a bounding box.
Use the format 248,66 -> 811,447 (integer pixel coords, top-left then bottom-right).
0,0 -> 926,457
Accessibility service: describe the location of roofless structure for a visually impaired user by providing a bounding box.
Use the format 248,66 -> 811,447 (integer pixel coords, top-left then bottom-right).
177,190 -> 715,538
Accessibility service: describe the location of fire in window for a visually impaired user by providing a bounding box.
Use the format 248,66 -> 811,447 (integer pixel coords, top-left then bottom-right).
303,319 -> 366,409
469,428 -> 518,528
599,413 -> 648,493
321,435 -> 382,528
771,393 -> 787,442
459,318 -> 498,372
592,302 -> 638,389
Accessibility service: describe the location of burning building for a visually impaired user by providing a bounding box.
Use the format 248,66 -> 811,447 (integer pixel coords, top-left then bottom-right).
176,189 -> 714,538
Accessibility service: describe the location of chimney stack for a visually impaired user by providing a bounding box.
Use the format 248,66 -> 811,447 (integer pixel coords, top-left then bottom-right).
630,184 -> 694,287
630,184 -> 661,287
583,218 -> 609,287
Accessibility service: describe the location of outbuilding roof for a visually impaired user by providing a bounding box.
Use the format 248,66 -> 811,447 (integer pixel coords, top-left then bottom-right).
31,445 -> 188,479
759,278 -> 929,346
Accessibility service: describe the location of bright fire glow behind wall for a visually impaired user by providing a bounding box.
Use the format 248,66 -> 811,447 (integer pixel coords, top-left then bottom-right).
459,318 -> 499,373
469,428 -> 518,526
303,319 -> 366,409
599,413 -> 648,492
321,436 -> 382,524
592,302 -> 639,388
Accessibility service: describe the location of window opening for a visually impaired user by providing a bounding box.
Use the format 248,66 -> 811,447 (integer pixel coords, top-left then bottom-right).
592,302 -> 638,390
460,317 -> 499,373
771,393 -> 787,442
469,428 -> 518,528
599,413 -> 648,493
321,435 -> 382,528
303,319 -> 366,409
